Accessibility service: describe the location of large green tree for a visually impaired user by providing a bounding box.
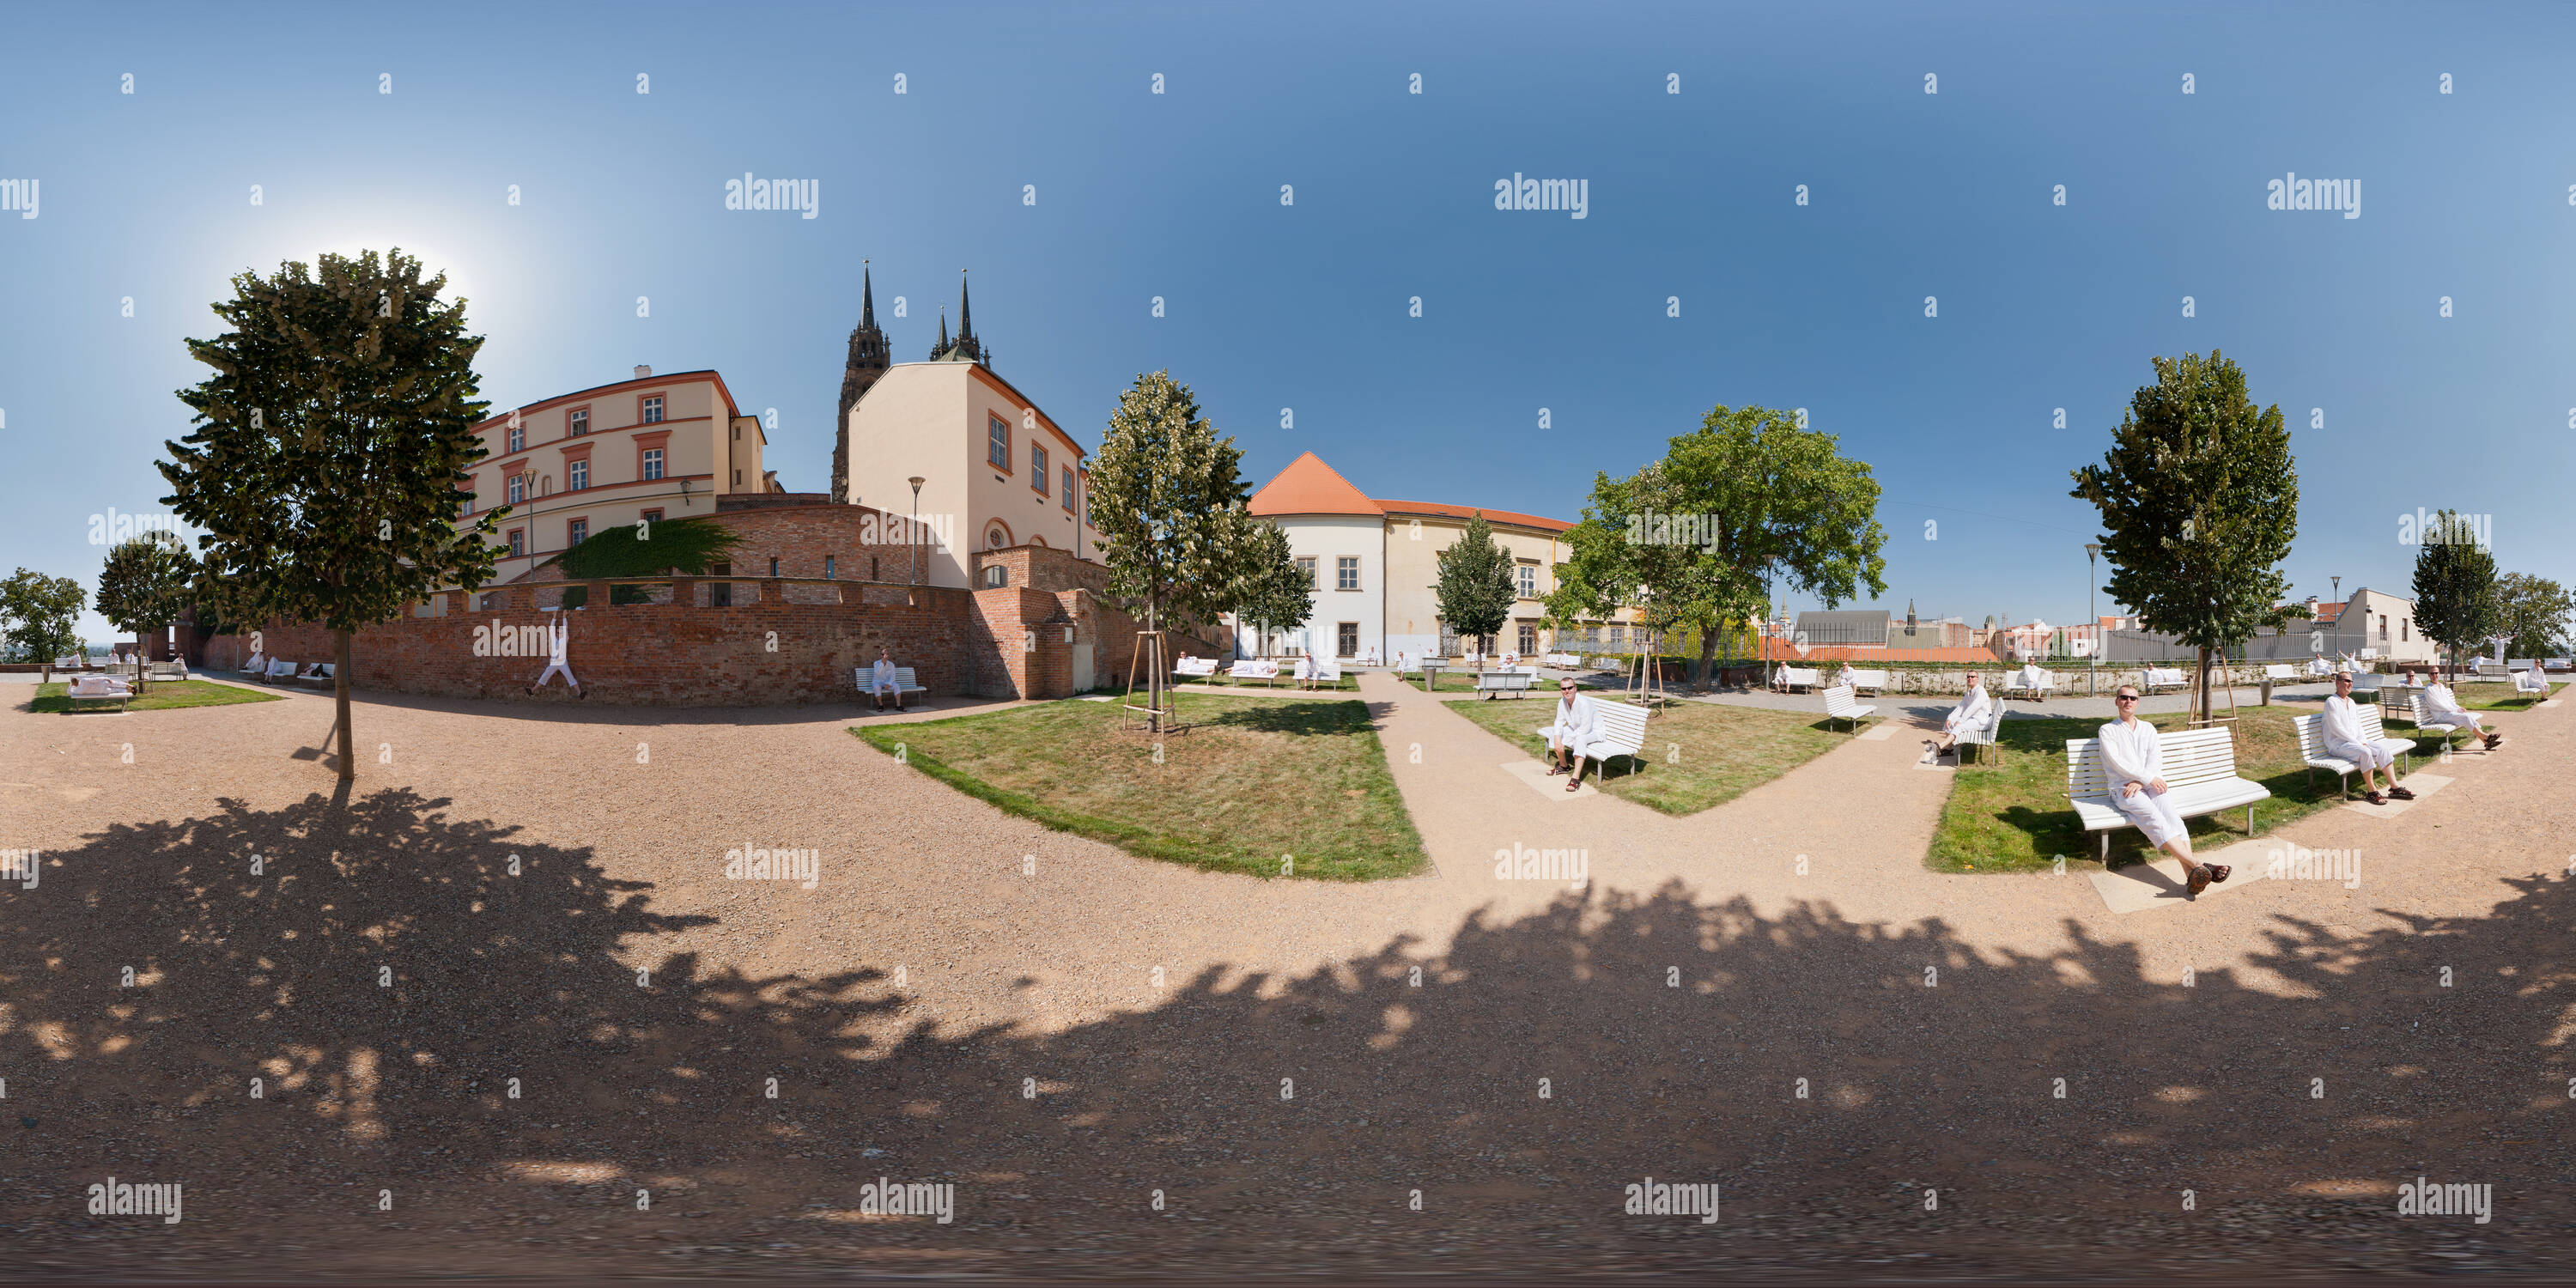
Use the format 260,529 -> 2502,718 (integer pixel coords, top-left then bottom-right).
1434,513 -> 1516,667
1548,404 -> 1888,690
2494,572 -> 2573,660
1085,370 -> 1266,727
2070,351 -> 2300,723
94,532 -> 199,694
163,248 -> 505,778
1228,520 -> 1315,660
2411,511 -> 2501,678
1,568 -> 86,663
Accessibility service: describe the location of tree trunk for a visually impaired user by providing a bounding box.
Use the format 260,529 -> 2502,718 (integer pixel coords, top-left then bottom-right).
333,629 -> 355,781
2195,644 -> 2213,726
134,631 -> 148,696
1692,629 -> 1718,692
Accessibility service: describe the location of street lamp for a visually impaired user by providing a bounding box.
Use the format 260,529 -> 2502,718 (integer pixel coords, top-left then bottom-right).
2084,542 -> 2101,696
908,477 -> 926,586
2330,574 -> 2342,656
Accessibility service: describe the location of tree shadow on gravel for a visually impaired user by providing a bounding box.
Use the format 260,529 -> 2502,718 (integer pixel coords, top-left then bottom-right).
3,788 -> 2571,1278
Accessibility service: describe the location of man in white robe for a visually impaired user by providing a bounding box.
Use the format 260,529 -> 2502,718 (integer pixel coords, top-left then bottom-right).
2322,671 -> 2406,803
529,617 -> 580,696
1924,673 -> 1991,763
2420,673 -> 2500,750
1296,651 -> 1321,691
1539,678 -> 1605,792
2013,661 -> 2049,702
868,647 -> 906,712
2099,685 -> 2229,896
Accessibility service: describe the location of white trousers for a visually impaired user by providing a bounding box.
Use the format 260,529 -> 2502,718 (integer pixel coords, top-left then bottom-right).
2115,786 -> 2189,848
2325,736 -> 2393,770
534,662 -> 578,689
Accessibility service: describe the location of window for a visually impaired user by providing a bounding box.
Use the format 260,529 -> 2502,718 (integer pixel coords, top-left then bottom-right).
507,474 -> 526,506
567,518 -> 587,546
988,524 -> 1010,550
1437,620 -> 1461,656
1518,623 -> 1538,655
1032,444 -> 1049,494
1337,556 -> 1359,591
2402,620 -> 2409,642
769,557 -> 779,577
1339,622 -> 1359,659
457,492 -> 473,518
641,448 -> 665,481
641,508 -> 663,523
732,469 -> 741,485
1516,563 -> 1536,598
568,408 -> 589,436
506,422 -> 525,453
1062,466 -> 1076,511
988,414 -> 1010,470
825,556 -> 836,579
507,528 -> 525,557
640,395 -> 664,424
2379,613 -> 2389,641
568,459 -> 588,491
1297,556 -> 1316,588
1608,625 -> 1625,647
982,564 -> 1008,588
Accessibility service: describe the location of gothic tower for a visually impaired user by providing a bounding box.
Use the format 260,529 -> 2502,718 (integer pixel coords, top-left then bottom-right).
928,270 -> 989,368
832,262 -> 890,505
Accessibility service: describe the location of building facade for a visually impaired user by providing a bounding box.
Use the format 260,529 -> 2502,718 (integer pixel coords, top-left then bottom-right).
461,367 -> 772,586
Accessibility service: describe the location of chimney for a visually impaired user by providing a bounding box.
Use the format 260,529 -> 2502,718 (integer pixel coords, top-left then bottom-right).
634,365 -> 651,379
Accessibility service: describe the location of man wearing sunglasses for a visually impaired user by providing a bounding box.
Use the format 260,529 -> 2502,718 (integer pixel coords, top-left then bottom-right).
2323,671 -> 2411,805
2099,685 -> 2229,896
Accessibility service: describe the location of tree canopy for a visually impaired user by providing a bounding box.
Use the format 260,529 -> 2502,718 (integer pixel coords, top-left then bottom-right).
95,532 -> 200,690
2411,512 -> 2501,673
0,568 -> 86,663
1228,521 -> 1315,653
2494,572 -> 2573,660
2070,351 -> 2300,720
163,247 -> 502,776
1549,404 -> 1887,689
1085,370 -> 1266,635
1434,513 -> 1517,660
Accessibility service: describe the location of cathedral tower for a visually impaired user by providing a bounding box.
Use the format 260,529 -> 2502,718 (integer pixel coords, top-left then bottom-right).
832,262 -> 890,504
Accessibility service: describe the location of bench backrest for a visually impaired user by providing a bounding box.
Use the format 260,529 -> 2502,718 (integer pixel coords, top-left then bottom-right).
265,659 -> 296,677
1312,659 -> 1341,681
1823,683 -> 1869,716
1782,666 -> 1820,684
2264,664 -> 2295,679
1175,657 -> 1218,676
1230,659 -> 1279,677
2509,659 -> 2537,669
2293,703 -> 2392,760
1591,700 -> 1649,750
856,665 -> 920,686
1846,669 -> 1889,688
2146,667 -> 2183,685
2065,725 -> 2240,800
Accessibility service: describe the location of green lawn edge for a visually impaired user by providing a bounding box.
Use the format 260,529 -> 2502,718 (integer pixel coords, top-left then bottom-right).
29,679 -> 288,714
850,698 -> 1427,882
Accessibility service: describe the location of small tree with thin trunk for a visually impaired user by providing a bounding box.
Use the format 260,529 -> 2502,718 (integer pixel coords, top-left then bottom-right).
1228,520 -> 1314,664
1,568 -> 87,664
164,248 -> 505,778
94,532 -> 198,694
1086,370 -> 1260,728
1435,513 -> 1516,671
2070,351 -> 2301,725
2411,511 -> 2500,681
2493,571 -> 2573,662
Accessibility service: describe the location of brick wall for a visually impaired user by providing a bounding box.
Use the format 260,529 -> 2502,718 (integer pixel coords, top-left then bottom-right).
513,502 -> 939,587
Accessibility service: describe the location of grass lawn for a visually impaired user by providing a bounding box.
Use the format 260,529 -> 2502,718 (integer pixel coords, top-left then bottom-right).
1445,694 -> 1845,816
1929,705 -> 2466,873
2451,681 -> 2555,711
852,692 -> 1424,880
1172,672 -> 1358,693
30,679 -> 287,714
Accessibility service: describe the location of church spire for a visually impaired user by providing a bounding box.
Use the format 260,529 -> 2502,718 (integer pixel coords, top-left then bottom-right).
957,269 -> 973,344
833,258 -> 893,506
935,307 -> 950,355
860,260 -> 876,330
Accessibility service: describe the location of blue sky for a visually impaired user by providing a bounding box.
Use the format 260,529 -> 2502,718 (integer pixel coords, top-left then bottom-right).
5,0 -> 2572,643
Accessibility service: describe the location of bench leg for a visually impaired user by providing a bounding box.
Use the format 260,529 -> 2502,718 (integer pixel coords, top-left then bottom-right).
2245,804 -> 2255,836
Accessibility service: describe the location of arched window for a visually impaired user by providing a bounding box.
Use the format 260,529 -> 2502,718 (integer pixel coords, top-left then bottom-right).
981,564 -> 1008,588
987,522 -> 1011,550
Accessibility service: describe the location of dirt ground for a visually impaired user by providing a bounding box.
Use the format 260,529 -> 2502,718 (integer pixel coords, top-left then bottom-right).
0,674 -> 2568,1281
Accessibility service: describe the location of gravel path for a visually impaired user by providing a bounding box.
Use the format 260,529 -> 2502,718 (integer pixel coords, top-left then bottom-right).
1,671 -> 2568,1279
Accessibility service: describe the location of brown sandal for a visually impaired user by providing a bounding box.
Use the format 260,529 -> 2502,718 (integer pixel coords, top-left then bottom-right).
2389,786 -> 2415,800
1564,776 -> 1582,793
2207,865 -> 2231,884
2363,791 -> 2385,805
2186,867 -> 2211,897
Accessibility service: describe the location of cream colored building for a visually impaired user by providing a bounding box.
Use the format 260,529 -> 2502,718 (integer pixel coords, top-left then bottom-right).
461,367 -> 771,586
842,357 -> 1101,589
1242,451 -> 1637,660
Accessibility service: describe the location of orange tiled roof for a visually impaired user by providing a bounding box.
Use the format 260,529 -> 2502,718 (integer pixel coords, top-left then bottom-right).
1370,499 -> 1572,534
1248,452 -> 1382,517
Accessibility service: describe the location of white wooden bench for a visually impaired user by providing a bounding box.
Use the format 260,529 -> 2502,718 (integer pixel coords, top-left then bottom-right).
1954,690 -> 2008,763
262,659 -> 301,684
2141,666 -> 2186,695
2292,707 -> 2421,796
1299,658 -> 1345,686
1226,659 -> 1280,686
2403,692 -> 2472,738
1840,668 -> 1890,696
2065,726 -> 2269,863
1538,698 -> 1651,780
295,661 -> 337,690
2263,663 -> 2298,683
1543,652 -> 1584,669
2005,670 -> 2056,702
1172,656 -> 1219,681
1589,655 -> 1624,672
1775,665 -> 1821,693
2348,671 -> 2383,699
1476,668 -> 1537,698
145,659 -> 189,682
854,665 -> 927,699
64,674 -> 133,712
1821,683 -> 1876,732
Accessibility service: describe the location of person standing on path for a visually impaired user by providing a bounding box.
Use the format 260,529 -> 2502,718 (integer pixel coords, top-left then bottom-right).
2099,684 -> 2228,896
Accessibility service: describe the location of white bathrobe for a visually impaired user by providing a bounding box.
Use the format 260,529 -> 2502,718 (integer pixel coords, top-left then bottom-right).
1944,684 -> 1992,735
2097,716 -> 2186,846
2014,664 -> 2047,690
533,617 -> 576,689
2321,694 -> 2391,769
1540,693 -> 1606,759
871,659 -> 900,694
2421,682 -> 2484,732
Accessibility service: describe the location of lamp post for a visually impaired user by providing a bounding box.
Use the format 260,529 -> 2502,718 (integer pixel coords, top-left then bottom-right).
908,477 -> 926,586
2330,574 -> 2342,657
2084,542 -> 2101,696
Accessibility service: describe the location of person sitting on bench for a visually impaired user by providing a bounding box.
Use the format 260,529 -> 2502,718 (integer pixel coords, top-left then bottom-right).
2421,673 -> 2501,750
2099,684 -> 2231,896
2012,661 -> 2048,701
2324,671 -> 2409,803
1540,677 -> 1605,792
868,646 -> 906,712
1923,672 -> 1990,763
